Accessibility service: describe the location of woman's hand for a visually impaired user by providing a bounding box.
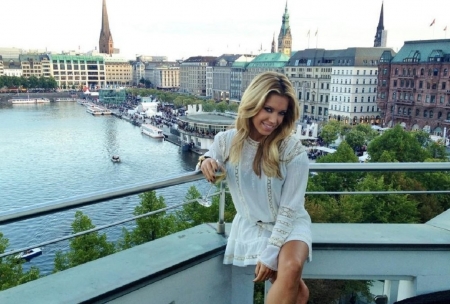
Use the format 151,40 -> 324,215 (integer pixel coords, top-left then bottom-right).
200,158 -> 224,183
253,261 -> 275,283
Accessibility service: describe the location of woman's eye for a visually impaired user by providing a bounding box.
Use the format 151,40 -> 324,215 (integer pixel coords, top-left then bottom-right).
279,111 -> 287,116
264,107 -> 272,113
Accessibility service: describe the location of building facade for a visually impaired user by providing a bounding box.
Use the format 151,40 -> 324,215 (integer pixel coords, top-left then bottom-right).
19,54 -> 51,79
143,62 -> 180,89
211,54 -> 242,101
285,49 -> 336,122
102,55 -> 132,87
376,39 -> 450,137
179,56 -> 216,96
49,54 -> 106,90
329,48 -> 394,125
229,55 -> 257,102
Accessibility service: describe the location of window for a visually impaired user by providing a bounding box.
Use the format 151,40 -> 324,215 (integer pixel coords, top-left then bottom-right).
426,95 -> 430,103
354,107 -> 357,112
383,68 -> 387,75
408,108 -> 411,116
355,88 -> 358,93
400,79 -> 405,87
354,97 -> 358,102
420,68 -> 424,76
444,69 -> 448,76
418,94 -> 422,101
416,109 -> 420,116
393,80 -> 397,87
438,111 -> 442,119
362,88 -> 365,93
393,92 -> 397,99
434,68 -> 439,76
395,68 -> 399,75
430,110 -> 434,118
442,82 -> 447,90
424,110 -> 428,117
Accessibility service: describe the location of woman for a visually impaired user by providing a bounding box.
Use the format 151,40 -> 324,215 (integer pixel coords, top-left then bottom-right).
199,71 -> 311,304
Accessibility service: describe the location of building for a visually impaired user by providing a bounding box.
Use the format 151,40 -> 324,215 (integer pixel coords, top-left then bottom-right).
285,49 -> 337,122
49,54 -> 106,90
144,62 -> 180,90
99,0 -> 115,55
376,39 -> 450,138
328,47 -> 394,125
277,2 -> 292,57
99,88 -> 126,104
374,2 -> 387,47
19,54 -> 51,79
101,55 -> 132,87
179,56 -> 217,96
241,53 -> 289,96
210,54 -> 242,101
229,55 -> 257,102
0,56 -> 4,76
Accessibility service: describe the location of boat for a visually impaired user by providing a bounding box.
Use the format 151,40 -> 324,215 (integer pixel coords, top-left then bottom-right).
111,155 -> 121,163
86,106 -> 112,116
141,124 -> 164,138
10,98 -> 50,104
15,248 -> 42,262
55,98 -> 77,102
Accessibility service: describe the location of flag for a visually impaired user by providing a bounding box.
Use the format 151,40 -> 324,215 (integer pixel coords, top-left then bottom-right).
307,30 -> 310,37
444,26 -> 447,31
315,29 -> 318,36
430,19 -> 435,26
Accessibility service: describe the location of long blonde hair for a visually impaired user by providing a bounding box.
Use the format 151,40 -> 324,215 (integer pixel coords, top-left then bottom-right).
229,71 -> 299,178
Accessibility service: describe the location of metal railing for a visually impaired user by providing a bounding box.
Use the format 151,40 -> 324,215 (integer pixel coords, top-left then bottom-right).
1,162 -> 450,258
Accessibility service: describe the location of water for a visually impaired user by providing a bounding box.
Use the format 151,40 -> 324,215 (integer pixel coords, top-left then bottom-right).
0,101 -> 206,274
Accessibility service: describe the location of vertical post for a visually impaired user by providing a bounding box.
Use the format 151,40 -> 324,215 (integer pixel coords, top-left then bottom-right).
217,181 -> 225,234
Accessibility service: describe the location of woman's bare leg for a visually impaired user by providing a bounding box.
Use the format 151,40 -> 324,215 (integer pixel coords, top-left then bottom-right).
266,241 -> 309,304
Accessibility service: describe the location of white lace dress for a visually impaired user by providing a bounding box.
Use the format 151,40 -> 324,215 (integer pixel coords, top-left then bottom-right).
203,129 -> 312,270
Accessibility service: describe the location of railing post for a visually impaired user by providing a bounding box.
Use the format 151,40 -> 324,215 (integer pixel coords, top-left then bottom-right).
217,181 -> 225,234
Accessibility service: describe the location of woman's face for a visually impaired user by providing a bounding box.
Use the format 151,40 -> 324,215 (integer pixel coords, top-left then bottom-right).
249,94 -> 289,142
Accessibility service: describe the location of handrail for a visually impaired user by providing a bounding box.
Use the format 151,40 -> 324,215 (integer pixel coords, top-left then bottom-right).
1,163 -> 450,225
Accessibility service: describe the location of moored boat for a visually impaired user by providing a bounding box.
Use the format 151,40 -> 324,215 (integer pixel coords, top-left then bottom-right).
86,106 -> 112,115
10,98 -> 50,104
141,124 -> 164,138
111,155 -> 121,163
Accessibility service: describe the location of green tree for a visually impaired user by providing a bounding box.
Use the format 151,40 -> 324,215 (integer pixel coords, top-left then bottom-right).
118,191 -> 179,250
368,124 -> 429,162
216,101 -> 228,113
53,211 -> 115,272
0,232 -> 40,291
345,130 -> 366,152
320,123 -> 339,146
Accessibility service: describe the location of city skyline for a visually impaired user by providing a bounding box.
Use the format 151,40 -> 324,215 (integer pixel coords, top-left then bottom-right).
2,0 -> 450,60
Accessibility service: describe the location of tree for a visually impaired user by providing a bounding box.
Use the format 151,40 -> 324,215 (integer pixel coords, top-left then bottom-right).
368,124 -> 429,162
320,123 -> 339,146
118,191 -> 179,250
53,211 -> 115,272
0,232 -> 40,291
345,130 -> 366,152
216,101 -> 228,113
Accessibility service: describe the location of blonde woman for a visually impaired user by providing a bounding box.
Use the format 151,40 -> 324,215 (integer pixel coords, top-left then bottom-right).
199,71 -> 311,304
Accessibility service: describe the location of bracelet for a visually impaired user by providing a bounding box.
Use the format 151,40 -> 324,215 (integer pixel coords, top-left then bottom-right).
197,155 -> 211,168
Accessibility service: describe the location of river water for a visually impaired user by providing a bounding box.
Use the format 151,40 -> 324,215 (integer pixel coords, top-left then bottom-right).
0,101 -> 205,274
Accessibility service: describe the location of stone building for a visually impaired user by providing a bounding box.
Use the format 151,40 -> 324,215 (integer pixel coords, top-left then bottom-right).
376,39 -> 450,138
179,56 -> 216,96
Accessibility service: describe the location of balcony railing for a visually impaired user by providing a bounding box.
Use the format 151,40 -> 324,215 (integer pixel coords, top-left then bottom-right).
1,163 -> 450,304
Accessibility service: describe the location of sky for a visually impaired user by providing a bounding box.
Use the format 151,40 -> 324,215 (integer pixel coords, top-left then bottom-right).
2,0 -> 450,61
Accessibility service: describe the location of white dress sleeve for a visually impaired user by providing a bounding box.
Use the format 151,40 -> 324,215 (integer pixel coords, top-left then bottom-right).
258,148 -> 310,271
195,131 -> 229,170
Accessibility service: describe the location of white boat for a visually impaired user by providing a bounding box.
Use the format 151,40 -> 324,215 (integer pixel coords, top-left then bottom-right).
111,155 -> 121,163
86,106 -> 112,116
141,124 -> 164,138
15,248 -> 43,262
55,98 -> 77,102
10,98 -> 50,104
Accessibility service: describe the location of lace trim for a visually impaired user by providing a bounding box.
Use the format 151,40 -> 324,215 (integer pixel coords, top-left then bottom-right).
268,236 -> 284,248
235,163 -> 251,219
246,137 -> 260,148
267,178 -> 277,218
225,254 -> 259,261
218,132 -> 227,161
279,206 -> 296,219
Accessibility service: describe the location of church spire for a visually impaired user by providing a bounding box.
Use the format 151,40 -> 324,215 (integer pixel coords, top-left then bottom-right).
99,0 -> 114,55
271,33 -> 276,53
374,1 -> 387,47
277,1 -> 292,57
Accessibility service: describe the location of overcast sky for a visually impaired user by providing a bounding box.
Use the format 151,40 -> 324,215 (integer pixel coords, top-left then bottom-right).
2,0 -> 449,60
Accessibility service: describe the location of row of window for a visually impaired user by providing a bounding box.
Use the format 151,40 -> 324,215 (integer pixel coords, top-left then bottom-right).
389,67 -> 449,77
332,78 -> 378,85
332,87 -> 377,93
392,92 -> 450,104
392,106 -> 450,120
334,69 -> 378,76
330,104 -> 379,113
331,95 -> 377,103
